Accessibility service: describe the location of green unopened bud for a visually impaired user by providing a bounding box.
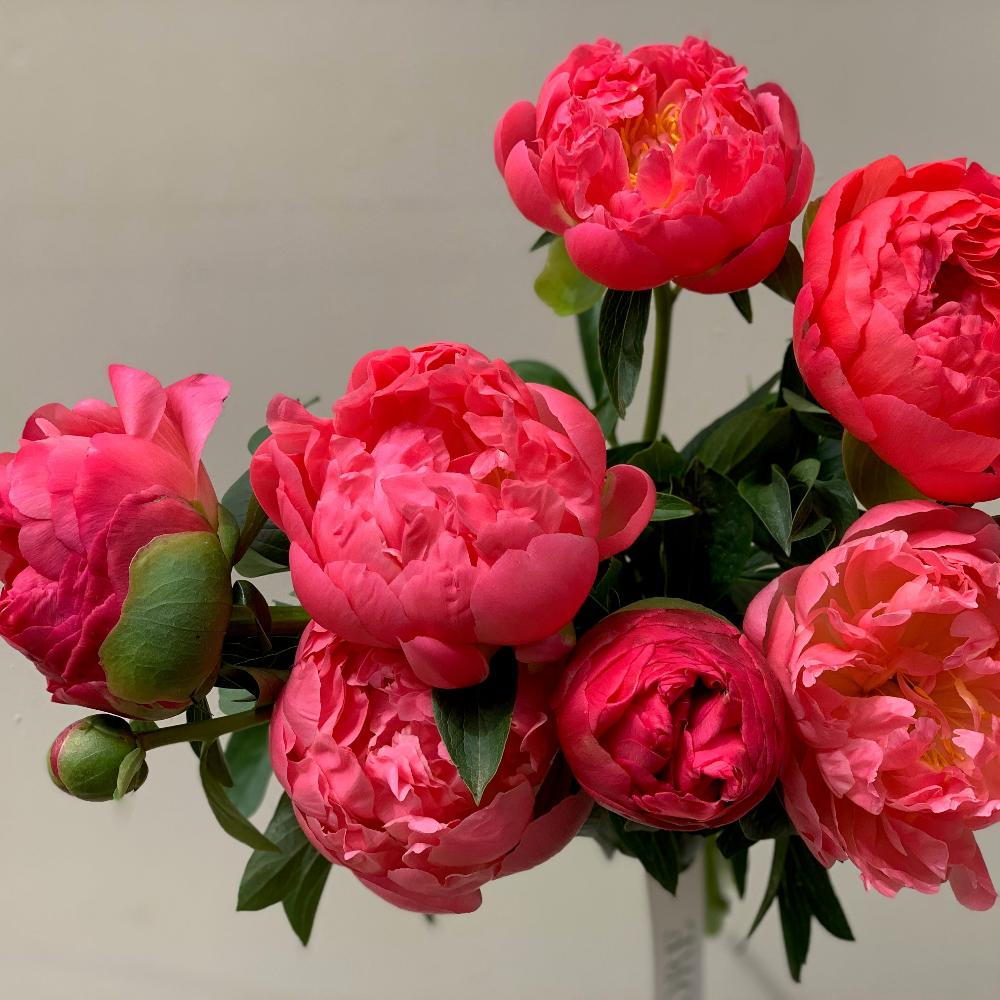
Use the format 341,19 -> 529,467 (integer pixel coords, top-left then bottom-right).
48,715 -> 148,802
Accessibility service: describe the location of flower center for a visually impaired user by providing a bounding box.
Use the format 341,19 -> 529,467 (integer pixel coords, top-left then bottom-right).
616,104 -> 681,184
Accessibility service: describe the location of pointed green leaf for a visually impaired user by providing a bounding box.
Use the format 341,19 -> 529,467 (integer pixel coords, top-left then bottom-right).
788,838 -> 853,941
530,230 -> 557,252
599,288 -> 652,418
238,794 -> 313,911
842,432 -> 927,509
200,746 -> 277,853
739,466 -> 793,555
778,878 -> 812,982
534,237 -> 605,317
763,243 -> 804,303
225,724 -> 272,818
729,289 -> 753,323
749,835 -> 789,936
650,493 -> 696,523
509,360 -> 584,402
432,649 -> 518,804
682,374 -> 780,460
282,848 -> 332,945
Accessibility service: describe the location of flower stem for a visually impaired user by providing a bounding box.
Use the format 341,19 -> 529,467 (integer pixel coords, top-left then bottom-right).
227,604 -> 312,639
137,704 -> 273,751
642,284 -> 679,442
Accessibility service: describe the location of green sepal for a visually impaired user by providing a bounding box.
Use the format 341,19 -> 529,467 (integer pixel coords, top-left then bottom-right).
99,531 -> 232,706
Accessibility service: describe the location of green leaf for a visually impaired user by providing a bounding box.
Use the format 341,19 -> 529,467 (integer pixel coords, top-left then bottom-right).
432,649 -> 518,804
599,288 -> 652,418
682,373 -> 780,460
763,243 -> 804,303
588,557 -> 624,614
509,359 -> 584,402
802,196 -> 822,244
200,745 -> 277,853
739,466 -> 793,556
222,470 -> 290,577
225,724 -> 272,818
739,792 -> 795,842
534,237 -> 605,317
100,532 -> 232,706
687,464 -> 755,599
113,747 -> 147,800
592,395 -> 619,443
283,848 -> 333,945
651,493 -> 696,522
624,439 -> 686,484
696,404 -> 793,479
729,848 -> 749,899
530,230 -> 557,252
238,794 -> 313,911
247,426 -> 270,453
788,838 -> 853,942
842,432 -> 927,509
609,814 -> 681,894
782,388 -> 843,438
778,876 -> 812,982
749,834 -> 789,936
729,289 -> 753,323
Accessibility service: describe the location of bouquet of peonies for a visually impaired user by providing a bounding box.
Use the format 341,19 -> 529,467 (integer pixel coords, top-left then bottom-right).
8,34 -> 1000,986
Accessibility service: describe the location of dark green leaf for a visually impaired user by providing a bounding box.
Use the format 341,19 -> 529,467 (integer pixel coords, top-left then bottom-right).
729,289 -> 753,323
247,426 -> 270,453
222,471 -> 291,577
625,439 -> 686,483
696,405 -> 793,479
599,288 -> 652,418
782,388 -> 843,438
788,838 -> 853,942
778,877 -> 812,982
225,724 -> 272,818
588,557 -> 623,614
238,795 -> 312,911
842,432 -> 926,510
576,304 -> 605,404
682,374 -> 780,460
611,816 -> 681,894
200,746 -> 277,853
763,243 -> 804,303
739,466 -> 793,555
283,848 -> 333,945
592,395 -> 619,443
432,649 -> 518,804
739,792 -> 795,842
509,360 -> 584,402
530,230 -> 557,251
729,848 -> 749,899
749,834 -> 789,936
687,464 -> 755,599
651,494 -> 696,523
534,237 -> 605,317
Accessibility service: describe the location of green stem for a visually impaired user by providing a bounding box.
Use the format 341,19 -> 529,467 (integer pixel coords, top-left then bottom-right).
227,604 -> 311,639
576,304 -> 604,403
137,704 -> 273,751
642,284 -> 679,442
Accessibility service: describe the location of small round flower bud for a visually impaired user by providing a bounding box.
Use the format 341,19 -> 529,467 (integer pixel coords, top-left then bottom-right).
47,714 -> 148,802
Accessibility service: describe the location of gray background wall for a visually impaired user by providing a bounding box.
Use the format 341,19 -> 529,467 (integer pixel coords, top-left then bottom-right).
2,2 -> 999,997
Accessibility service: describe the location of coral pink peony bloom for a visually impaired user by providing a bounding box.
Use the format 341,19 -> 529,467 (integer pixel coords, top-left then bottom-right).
0,366 -> 232,719
795,157 -> 1000,503
251,342 -> 654,689
494,36 -> 813,292
554,607 -> 786,831
270,624 -> 592,914
745,501 -> 1000,909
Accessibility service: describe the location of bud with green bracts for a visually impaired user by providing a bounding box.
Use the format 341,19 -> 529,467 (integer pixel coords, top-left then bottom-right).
48,715 -> 149,802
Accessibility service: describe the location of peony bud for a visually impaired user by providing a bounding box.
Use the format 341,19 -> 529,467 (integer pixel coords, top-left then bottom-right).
48,714 -> 148,802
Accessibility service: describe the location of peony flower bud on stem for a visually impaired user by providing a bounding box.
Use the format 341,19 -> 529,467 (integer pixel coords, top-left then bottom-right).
48,715 -> 149,802
136,704 -> 273,752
